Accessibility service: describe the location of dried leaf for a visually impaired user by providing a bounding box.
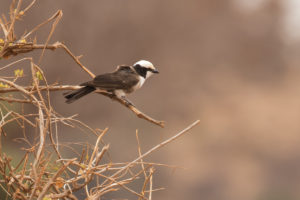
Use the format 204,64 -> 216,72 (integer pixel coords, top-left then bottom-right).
55,177 -> 65,188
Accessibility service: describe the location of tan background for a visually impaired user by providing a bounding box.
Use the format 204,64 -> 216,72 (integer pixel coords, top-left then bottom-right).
1,0 -> 300,199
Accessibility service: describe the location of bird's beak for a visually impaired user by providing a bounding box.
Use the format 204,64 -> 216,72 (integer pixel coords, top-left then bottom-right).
152,69 -> 159,74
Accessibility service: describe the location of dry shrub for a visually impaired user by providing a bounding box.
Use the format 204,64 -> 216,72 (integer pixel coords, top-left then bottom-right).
0,1 -> 199,199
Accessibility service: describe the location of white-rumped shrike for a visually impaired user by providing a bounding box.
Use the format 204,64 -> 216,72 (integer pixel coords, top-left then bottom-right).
64,60 -> 159,105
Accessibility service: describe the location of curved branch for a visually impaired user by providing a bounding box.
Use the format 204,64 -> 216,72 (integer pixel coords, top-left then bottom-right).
99,91 -> 164,127
0,85 -> 165,127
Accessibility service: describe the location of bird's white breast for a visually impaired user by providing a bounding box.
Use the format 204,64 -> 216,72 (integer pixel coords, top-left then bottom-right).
114,89 -> 126,98
132,76 -> 145,91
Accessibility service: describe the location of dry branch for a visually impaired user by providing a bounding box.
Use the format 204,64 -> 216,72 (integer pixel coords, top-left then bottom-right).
0,84 -> 165,127
100,120 -> 200,192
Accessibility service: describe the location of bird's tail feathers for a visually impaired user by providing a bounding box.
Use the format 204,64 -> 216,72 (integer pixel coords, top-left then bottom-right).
64,86 -> 95,104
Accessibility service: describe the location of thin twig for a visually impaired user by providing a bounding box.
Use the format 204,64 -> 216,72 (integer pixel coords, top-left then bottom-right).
23,10 -> 62,40
0,78 -> 46,186
6,0 -> 22,40
136,130 -> 147,178
0,57 -> 32,71
36,159 -> 76,200
58,43 -> 95,78
101,120 -> 200,189
149,168 -> 154,200
38,10 -> 63,63
23,0 -> 37,13
0,96 -> 31,103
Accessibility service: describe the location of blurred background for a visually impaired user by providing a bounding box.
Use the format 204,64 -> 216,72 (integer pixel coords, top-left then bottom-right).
2,0 -> 300,199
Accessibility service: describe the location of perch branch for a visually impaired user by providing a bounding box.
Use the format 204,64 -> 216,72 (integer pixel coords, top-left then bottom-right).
98,91 -> 164,127
0,85 -> 165,127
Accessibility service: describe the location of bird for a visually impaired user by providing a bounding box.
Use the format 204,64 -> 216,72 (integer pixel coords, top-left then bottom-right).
64,60 -> 159,105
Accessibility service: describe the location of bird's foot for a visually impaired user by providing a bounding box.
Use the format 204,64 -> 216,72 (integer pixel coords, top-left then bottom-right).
121,96 -> 135,107
107,92 -> 116,99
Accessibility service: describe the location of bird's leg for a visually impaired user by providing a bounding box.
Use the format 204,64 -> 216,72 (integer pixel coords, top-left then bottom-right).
108,91 -> 135,106
120,96 -> 135,107
106,92 -> 116,99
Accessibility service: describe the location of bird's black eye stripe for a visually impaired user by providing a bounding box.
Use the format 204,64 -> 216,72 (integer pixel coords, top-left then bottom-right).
133,64 -> 147,78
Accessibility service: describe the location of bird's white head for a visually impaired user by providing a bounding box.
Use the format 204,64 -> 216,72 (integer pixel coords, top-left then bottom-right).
133,60 -> 159,79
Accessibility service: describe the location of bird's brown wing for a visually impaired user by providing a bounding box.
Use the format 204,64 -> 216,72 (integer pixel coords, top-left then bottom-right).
82,70 -> 139,90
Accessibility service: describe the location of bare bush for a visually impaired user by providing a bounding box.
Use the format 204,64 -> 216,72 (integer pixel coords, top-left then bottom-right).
0,1 -> 199,199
